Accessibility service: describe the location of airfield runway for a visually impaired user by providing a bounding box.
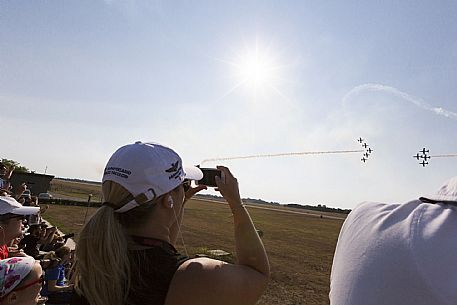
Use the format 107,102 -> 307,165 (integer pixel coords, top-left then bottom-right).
194,198 -> 347,220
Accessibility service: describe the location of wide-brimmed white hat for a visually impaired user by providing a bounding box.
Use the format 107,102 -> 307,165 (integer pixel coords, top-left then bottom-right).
0,196 -> 40,215
419,176 -> 457,204
102,141 -> 203,213
0,256 -> 36,299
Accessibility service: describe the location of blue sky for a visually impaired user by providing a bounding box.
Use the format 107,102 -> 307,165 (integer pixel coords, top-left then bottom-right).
1,1 -> 456,209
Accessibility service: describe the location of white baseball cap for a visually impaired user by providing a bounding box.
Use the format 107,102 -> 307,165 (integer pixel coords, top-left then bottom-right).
102,141 -> 203,213
0,196 -> 40,215
419,176 -> 457,204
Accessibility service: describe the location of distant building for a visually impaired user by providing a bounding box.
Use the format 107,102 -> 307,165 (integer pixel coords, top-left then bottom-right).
10,172 -> 54,195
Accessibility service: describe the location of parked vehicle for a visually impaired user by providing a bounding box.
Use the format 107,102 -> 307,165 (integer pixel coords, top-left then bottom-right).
20,189 -> 31,200
38,192 -> 53,199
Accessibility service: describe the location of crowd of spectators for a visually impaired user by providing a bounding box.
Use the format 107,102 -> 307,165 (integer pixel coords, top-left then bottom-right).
0,162 -> 75,305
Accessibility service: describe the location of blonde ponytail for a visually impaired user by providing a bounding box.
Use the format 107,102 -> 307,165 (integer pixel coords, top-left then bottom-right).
74,206 -> 130,305
74,181 -> 159,305
74,181 -> 133,305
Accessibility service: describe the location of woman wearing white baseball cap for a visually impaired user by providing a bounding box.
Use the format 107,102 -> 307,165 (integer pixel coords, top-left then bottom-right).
72,142 -> 269,305
0,196 -> 40,260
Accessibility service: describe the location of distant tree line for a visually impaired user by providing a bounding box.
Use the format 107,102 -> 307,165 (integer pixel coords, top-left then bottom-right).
56,177 -> 102,185
1,158 -> 29,173
285,203 -> 351,214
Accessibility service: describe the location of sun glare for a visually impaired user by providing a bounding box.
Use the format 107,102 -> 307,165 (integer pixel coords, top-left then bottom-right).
230,44 -> 281,92
236,52 -> 274,88
215,40 -> 291,102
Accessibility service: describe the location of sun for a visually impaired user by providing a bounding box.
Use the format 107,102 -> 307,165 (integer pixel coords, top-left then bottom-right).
228,43 -> 282,92
235,50 -> 275,89
215,40 -> 291,102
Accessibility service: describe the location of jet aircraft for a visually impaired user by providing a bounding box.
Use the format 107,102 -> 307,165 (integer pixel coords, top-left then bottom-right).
421,148 -> 430,155
413,153 -> 421,160
362,143 -> 369,148
420,160 -> 428,167
421,154 -> 431,161
361,157 -> 367,163
358,137 -> 364,143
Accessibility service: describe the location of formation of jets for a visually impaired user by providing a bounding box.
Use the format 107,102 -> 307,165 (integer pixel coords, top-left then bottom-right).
358,138 -> 373,163
414,148 -> 431,167
354,142 -> 452,167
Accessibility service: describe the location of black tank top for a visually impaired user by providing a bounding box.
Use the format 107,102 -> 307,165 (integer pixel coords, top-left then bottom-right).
70,237 -> 189,305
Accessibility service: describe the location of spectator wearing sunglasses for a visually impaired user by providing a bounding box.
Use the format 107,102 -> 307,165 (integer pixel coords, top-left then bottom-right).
72,142 -> 270,305
0,256 -> 44,305
0,196 -> 40,259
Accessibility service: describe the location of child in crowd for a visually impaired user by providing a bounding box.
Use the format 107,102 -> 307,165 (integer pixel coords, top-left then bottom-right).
41,246 -> 74,304
0,256 -> 43,305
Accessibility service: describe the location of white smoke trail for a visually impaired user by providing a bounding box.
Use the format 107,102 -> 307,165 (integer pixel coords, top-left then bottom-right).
342,83 -> 457,120
200,149 -> 364,165
430,154 -> 457,158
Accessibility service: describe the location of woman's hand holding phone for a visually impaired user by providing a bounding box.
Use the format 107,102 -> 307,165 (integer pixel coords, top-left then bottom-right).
214,166 -> 244,213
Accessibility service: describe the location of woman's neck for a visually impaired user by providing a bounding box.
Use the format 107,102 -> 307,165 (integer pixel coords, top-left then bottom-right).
127,221 -> 171,244
126,203 -> 175,244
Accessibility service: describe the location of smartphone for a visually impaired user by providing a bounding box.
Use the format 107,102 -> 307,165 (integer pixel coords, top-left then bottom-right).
198,168 -> 223,187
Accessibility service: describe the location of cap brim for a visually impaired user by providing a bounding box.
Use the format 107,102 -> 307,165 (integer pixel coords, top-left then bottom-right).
183,165 -> 203,181
10,206 -> 40,215
419,195 -> 457,204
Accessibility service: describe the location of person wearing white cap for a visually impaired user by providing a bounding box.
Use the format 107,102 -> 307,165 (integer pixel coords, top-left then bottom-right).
0,256 -> 43,305
330,176 -> 457,305
72,142 -> 270,305
0,197 -> 40,260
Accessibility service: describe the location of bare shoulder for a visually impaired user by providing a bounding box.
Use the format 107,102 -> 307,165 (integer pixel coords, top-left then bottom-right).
165,257 -> 269,305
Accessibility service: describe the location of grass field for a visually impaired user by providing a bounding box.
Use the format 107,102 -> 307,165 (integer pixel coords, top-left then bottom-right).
49,179 -> 103,202
42,182 -> 344,305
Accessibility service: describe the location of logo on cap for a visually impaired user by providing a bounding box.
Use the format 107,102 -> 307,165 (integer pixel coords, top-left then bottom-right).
104,167 -> 132,179
165,161 -> 183,180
